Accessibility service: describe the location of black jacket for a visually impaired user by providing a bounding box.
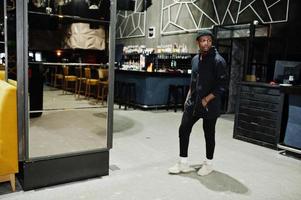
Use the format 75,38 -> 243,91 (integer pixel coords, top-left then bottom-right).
184,47 -> 227,119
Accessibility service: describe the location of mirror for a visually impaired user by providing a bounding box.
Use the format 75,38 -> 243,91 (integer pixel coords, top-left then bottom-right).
0,0 -> 17,82
0,0 -> 17,80
27,0 -> 110,158
0,2 -> 4,76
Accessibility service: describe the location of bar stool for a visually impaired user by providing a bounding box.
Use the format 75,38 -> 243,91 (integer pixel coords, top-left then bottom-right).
62,66 -> 77,95
166,84 -> 185,112
84,67 -> 99,99
97,68 -> 109,104
114,81 -> 122,104
126,82 -> 136,109
47,65 -> 56,86
75,66 -> 86,99
117,81 -> 127,109
118,81 -> 136,110
54,65 -> 63,88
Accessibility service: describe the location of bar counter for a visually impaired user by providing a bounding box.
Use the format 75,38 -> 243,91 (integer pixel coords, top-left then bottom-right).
115,69 -> 190,108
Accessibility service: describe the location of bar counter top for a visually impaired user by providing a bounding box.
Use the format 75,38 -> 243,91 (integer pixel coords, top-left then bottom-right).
115,69 -> 191,77
280,85 -> 301,95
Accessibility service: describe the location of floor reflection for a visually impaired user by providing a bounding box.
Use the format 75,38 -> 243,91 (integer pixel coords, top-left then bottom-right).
29,86 -> 107,158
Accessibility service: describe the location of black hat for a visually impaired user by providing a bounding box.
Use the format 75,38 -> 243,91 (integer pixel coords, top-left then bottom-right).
196,29 -> 213,40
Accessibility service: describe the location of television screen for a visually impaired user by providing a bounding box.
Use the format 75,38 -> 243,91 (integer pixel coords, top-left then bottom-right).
273,60 -> 301,84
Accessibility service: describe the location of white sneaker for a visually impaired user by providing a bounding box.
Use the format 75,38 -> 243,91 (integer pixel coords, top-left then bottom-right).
168,162 -> 195,174
197,161 -> 213,176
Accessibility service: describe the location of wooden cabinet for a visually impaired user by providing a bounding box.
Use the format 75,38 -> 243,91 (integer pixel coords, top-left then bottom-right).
233,82 -> 285,149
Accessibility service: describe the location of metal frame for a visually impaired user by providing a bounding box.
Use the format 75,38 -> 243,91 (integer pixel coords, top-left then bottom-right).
16,0 -> 29,161
16,0 -> 116,161
108,0 -> 116,149
28,62 -> 107,66
4,0 -> 8,82
278,144 -> 301,155
28,11 -> 110,24
160,0 -> 290,36
213,22 -> 271,79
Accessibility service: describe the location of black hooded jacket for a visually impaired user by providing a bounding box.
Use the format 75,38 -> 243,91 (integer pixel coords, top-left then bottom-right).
184,47 -> 227,119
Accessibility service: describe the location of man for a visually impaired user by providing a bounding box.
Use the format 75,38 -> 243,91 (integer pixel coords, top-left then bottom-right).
168,29 -> 227,176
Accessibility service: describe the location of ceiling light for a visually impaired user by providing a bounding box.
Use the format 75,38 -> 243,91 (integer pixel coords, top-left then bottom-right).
89,4 -> 99,9
86,0 -> 102,10
46,7 -> 52,14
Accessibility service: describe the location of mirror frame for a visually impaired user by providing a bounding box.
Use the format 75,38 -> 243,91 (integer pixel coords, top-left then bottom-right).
16,0 -> 115,162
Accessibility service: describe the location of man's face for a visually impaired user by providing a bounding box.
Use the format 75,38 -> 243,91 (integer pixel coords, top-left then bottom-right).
197,35 -> 212,53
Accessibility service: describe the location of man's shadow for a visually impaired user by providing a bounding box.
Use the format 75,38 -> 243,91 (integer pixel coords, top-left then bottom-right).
180,165 -> 249,194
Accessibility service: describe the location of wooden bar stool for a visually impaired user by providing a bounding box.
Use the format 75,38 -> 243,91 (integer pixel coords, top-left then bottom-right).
62,66 -> 77,95
97,68 -> 109,104
54,65 -> 63,89
75,66 -> 86,99
84,67 -> 99,99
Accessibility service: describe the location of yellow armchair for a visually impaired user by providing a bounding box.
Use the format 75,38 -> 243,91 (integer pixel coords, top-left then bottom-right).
0,80 -> 18,191
0,70 -> 5,80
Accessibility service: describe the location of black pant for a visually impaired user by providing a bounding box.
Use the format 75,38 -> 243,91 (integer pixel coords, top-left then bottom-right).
179,112 -> 217,159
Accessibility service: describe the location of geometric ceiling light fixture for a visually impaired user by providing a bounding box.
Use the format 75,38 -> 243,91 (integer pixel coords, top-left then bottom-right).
161,0 -> 290,35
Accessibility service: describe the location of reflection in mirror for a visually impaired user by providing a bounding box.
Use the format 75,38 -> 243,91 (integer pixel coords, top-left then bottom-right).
0,1 -> 4,79
0,0 -> 17,82
27,0 -> 110,158
7,1 -> 16,81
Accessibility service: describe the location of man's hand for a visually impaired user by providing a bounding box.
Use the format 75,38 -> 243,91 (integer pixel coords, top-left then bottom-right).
201,93 -> 215,108
201,98 -> 208,107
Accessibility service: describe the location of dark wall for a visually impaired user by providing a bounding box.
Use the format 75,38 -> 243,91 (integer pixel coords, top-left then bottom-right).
275,0 -> 301,60
27,1 -> 110,63
28,0 -> 110,21
29,29 -> 64,51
